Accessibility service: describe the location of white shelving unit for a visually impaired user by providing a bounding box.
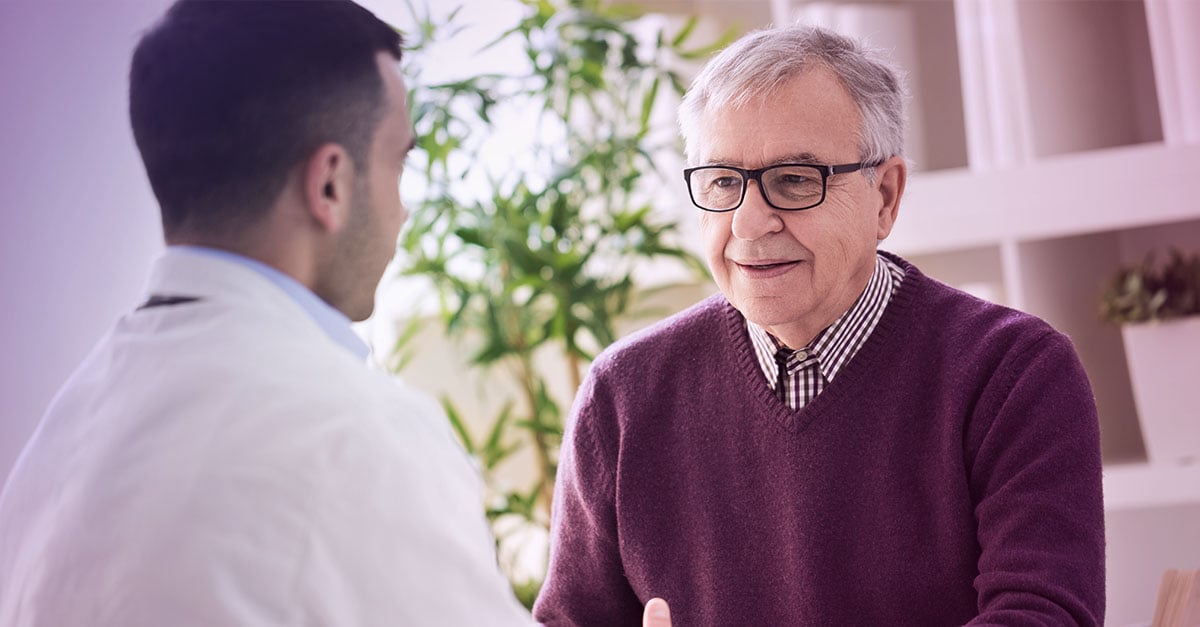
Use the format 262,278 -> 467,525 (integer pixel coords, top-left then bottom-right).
637,0 -> 1200,623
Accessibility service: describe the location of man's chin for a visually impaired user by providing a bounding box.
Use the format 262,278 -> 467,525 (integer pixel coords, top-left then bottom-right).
735,298 -> 810,327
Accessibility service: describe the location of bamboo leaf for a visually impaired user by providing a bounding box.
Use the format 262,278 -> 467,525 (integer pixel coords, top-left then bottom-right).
639,75 -> 661,134
670,16 -> 698,48
441,397 -> 475,454
676,24 -> 740,60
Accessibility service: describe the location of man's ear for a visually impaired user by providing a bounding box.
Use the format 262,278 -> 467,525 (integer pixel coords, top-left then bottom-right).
873,155 -> 906,241
303,143 -> 355,234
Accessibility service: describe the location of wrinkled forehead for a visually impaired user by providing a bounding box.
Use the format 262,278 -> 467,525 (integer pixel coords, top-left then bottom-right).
688,65 -> 863,163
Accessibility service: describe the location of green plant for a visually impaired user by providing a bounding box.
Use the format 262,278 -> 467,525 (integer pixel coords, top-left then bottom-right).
393,0 -> 731,605
1100,249 -> 1200,324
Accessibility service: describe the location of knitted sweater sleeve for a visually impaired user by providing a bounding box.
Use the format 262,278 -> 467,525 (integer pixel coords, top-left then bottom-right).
964,329 -> 1106,626
533,364 -> 643,626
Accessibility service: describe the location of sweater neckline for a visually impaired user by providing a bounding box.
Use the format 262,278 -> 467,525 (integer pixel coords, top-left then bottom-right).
718,251 -> 927,434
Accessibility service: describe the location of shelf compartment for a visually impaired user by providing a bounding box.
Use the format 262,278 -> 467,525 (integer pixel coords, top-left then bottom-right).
1016,0 -> 1163,159
888,142 -> 1200,256
1014,232 -> 1145,464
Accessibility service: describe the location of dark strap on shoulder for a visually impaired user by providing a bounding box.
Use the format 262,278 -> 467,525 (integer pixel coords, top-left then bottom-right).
137,295 -> 202,311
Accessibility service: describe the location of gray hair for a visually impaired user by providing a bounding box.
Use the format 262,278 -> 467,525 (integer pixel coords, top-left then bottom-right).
678,24 -> 909,168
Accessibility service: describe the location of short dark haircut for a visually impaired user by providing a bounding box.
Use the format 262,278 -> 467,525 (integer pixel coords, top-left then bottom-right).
130,0 -> 403,239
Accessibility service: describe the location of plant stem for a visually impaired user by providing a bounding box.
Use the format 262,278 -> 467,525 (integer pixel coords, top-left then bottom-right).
517,352 -> 556,519
566,350 -> 583,400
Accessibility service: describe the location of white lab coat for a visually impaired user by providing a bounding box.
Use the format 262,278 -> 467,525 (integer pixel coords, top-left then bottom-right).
0,251 -> 533,626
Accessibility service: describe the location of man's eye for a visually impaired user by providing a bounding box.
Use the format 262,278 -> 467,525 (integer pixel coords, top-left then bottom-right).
713,176 -> 740,189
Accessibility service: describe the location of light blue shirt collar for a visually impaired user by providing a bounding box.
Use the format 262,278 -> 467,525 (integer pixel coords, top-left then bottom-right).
169,246 -> 370,361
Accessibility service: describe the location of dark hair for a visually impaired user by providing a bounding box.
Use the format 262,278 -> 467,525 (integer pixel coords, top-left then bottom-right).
130,0 -> 403,239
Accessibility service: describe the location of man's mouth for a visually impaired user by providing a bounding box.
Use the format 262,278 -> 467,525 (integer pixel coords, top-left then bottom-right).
736,260 -> 802,277
742,261 -> 796,269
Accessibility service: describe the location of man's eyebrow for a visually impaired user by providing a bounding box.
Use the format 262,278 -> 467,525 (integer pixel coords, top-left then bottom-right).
703,151 -> 823,167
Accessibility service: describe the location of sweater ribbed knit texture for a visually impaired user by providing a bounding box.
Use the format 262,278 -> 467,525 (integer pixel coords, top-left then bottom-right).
534,253 -> 1105,626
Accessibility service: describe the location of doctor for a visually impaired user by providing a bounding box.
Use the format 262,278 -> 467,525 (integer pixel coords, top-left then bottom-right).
0,1 -> 672,625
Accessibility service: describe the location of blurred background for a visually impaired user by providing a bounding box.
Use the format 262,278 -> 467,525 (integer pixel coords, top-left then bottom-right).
1,0 -> 1197,623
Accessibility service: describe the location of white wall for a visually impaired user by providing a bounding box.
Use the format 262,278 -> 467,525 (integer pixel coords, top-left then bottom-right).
0,0 -> 169,480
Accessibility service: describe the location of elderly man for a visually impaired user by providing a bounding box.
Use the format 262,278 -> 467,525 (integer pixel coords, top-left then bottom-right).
534,24 -> 1105,626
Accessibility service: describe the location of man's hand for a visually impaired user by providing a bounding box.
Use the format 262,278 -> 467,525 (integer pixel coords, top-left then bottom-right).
643,598 -> 671,627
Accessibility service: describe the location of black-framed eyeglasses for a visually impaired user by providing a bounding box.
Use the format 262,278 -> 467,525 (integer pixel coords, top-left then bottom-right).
682,162 -> 874,212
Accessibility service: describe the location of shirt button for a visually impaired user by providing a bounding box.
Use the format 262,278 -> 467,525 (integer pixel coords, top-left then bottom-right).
796,350 -> 808,360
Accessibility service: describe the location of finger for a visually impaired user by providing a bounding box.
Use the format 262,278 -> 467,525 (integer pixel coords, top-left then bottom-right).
643,597 -> 671,627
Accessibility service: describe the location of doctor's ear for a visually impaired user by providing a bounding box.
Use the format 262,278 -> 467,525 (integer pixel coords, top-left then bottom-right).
303,143 -> 353,233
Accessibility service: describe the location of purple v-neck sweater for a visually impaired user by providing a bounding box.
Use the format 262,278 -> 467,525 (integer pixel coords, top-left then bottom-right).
534,254 -> 1105,626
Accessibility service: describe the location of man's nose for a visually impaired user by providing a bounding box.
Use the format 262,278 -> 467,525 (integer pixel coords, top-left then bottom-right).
730,180 -> 783,240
